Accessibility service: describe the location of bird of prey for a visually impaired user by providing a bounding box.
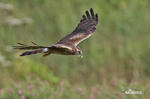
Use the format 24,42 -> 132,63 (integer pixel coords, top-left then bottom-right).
13,8 -> 98,57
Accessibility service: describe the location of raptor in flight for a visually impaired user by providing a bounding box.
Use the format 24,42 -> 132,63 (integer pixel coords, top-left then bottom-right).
13,8 -> 98,57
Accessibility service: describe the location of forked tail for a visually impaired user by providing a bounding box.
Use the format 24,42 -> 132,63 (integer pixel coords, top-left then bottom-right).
13,42 -> 48,56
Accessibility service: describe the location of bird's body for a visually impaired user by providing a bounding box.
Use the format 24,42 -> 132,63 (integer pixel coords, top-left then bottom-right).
13,8 -> 98,57
43,44 -> 77,56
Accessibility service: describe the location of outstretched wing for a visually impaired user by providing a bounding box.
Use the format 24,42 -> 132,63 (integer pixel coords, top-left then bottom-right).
13,42 -> 46,50
57,8 -> 98,46
13,42 -> 72,51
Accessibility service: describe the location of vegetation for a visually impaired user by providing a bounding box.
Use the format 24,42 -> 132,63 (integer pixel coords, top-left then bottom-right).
0,0 -> 150,98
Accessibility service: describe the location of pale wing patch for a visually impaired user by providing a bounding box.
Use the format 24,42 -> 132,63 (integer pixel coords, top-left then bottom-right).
70,33 -> 93,46
69,33 -> 85,40
76,34 -> 92,45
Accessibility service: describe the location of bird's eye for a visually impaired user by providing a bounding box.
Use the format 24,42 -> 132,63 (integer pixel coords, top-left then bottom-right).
77,50 -> 82,54
77,50 -> 80,54
77,51 -> 80,54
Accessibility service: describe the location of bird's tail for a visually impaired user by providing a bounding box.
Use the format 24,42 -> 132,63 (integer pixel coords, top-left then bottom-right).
13,42 -> 48,56
20,49 -> 44,56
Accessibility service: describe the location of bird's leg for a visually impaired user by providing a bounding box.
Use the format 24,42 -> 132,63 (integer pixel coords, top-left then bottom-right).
43,53 -> 51,57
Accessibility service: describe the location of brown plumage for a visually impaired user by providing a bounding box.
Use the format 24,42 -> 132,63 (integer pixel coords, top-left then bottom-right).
13,8 -> 98,57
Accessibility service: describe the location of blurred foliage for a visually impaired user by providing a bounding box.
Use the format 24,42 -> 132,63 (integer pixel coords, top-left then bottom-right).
0,0 -> 150,98
0,77 -> 149,99
12,57 -> 59,83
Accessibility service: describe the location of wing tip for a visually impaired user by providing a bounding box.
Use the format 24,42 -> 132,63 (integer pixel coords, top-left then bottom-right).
90,8 -> 93,12
95,13 -> 98,21
80,8 -> 98,24
90,8 -> 94,18
82,15 -> 86,19
85,10 -> 88,14
86,8 -> 98,20
85,10 -> 90,18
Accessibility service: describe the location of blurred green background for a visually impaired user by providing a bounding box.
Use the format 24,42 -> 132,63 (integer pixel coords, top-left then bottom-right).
0,0 -> 150,99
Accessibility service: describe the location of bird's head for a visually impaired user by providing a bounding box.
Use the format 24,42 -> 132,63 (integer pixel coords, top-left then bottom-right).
76,47 -> 83,58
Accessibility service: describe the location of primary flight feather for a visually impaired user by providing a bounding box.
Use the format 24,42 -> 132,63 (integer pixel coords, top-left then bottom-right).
13,8 -> 98,57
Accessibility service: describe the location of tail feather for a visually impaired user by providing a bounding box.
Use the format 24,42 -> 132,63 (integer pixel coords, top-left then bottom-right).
20,49 -> 43,56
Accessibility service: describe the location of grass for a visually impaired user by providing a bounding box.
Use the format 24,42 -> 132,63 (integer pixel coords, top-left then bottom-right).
0,73 -> 149,99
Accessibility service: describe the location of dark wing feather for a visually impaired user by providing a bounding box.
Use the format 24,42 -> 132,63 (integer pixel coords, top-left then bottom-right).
13,43 -> 46,50
57,8 -> 98,46
13,43 -> 72,51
